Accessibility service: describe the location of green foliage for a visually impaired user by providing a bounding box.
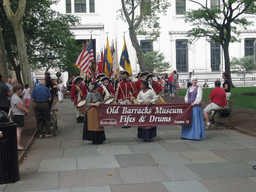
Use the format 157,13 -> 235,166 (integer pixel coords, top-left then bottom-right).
231,55 -> 256,76
143,50 -> 171,73
0,0 -> 80,74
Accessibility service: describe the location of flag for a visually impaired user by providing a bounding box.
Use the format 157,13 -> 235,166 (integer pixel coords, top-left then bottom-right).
120,37 -> 132,75
75,39 -> 94,77
112,41 -> 119,79
103,37 -> 112,77
96,50 -> 104,75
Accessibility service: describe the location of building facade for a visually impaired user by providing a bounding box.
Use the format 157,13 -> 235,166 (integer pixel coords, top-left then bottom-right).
52,0 -> 256,86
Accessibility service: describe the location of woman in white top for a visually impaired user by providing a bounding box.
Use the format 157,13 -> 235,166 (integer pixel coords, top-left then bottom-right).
11,84 -> 29,150
57,80 -> 64,103
137,80 -> 159,142
181,76 -> 205,140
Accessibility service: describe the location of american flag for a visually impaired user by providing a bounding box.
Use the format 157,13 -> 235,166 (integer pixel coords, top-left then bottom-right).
75,40 -> 94,77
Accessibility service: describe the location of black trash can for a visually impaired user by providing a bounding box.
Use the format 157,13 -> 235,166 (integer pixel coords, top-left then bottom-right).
0,122 -> 20,184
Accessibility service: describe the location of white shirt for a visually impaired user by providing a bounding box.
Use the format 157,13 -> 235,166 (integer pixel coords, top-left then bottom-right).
184,86 -> 203,105
22,88 -> 31,99
137,89 -> 159,104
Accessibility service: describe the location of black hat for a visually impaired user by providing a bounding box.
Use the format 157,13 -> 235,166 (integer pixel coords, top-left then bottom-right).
135,72 -> 141,78
73,76 -> 84,83
101,76 -> 110,82
120,70 -> 130,78
145,73 -> 154,80
88,82 -> 100,92
139,72 -> 149,78
96,73 -> 107,79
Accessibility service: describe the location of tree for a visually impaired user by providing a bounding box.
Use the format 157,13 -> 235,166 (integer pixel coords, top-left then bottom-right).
0,25 -> 8,79
185,0 -> 256,86
231,55 -> 256,86
1,0 -> 79,84
3,0 -> 32,87
143,50 -> 171,73
120,0 -> 170,71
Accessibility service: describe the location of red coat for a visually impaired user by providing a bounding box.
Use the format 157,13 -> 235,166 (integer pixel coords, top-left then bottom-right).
70,83 -> 87,106
115,81 -> 136,102
99,83 -> 115,99
135,79 -> 142,95
149,81 -> 161,94
132,82 -> 138,97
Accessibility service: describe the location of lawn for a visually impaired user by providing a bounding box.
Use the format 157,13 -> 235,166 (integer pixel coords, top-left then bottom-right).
178,87 -> 256,111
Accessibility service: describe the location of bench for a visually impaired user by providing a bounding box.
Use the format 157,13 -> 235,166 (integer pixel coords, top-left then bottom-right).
212,100 -> 235,129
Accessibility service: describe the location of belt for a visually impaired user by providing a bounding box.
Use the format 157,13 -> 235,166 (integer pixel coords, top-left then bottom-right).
36,101 -> 48,103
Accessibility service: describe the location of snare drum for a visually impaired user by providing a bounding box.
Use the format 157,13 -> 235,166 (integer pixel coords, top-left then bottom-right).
77,100 -> 86,115
104,97 -> 116,104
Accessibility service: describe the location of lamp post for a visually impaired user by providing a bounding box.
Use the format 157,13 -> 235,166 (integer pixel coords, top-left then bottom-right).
46,53 -> 54,73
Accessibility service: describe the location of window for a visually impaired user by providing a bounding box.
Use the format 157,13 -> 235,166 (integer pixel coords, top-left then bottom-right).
211,41 -> 221,71
140,40 -> 153,53
176,40 -> 188,72
176,0 -> 186,15
66,0 -> 71,13
75,0 -> 86,13
89,0 -> 95,13
245,38 -> 255,56
210,0 -> 220,9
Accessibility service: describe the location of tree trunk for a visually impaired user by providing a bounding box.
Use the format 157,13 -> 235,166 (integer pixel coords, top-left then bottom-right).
128,26 -> 146,72
222,43 -> 234,87
3,0 -> 33,89
0,27 -> 8,79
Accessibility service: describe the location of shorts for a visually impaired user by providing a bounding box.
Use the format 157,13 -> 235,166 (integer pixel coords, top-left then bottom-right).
204,103 -> 225,113
12,115 -> 25,127
24,99 -> 31,107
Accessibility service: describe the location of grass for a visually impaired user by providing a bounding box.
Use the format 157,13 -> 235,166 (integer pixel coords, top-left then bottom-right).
178,87 -> 256,111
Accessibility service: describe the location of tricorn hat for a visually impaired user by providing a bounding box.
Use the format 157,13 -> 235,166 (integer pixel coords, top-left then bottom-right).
135,72 -> 141,78
145,73 -> 154,80
96,73 -> 106,79
139,72 -> 149,78
73,76 -> 84,83
101,76 -> 110,82
120,70 -> 130,78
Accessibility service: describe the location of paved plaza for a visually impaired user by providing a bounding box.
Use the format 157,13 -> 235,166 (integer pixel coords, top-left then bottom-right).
1,99 -> 256,192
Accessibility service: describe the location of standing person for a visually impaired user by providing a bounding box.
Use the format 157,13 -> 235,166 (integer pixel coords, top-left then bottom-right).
137,80 -> 159,142
172,71 -> 179,98
22,84 -> 31,109
115,71 -> 136,104
159,77 -> 165,96
222,72 -> 231,100
57,80 -> 65,103
99,76 -> 115,101
82,82 -> 106,145
6,78 -> 13,91
181,77 -> 205,140
203,80 -> 227,129
146,74 -> 161,95
71,76 -> 87,123
186,72 -> 193,88
135,72 -> 149,94
45,72 -> 55,108
31,80 -> 52,138
11,84 -> 30,150
34,79 -> 40,87
67,76 -> 75,93
168,72 -> 173,97
0,74 -> 11,114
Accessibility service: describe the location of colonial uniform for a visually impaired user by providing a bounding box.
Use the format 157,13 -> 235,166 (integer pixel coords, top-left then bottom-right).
99,76 -> 115,101
146,74 -> 161,94
70,76 -> 87,122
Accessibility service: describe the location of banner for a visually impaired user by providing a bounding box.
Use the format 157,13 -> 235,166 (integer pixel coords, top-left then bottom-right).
98,103 -> 191,127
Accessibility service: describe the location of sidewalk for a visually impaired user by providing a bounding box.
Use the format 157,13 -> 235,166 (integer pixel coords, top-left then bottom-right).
1,98 -> 256,192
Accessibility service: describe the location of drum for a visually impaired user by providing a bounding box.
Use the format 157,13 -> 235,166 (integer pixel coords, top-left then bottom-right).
104,97 -> 116,104
77,100 -> 86,115
156,96 -> 165,104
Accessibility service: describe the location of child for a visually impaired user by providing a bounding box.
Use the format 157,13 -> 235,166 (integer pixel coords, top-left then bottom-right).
23,84 -> 31,108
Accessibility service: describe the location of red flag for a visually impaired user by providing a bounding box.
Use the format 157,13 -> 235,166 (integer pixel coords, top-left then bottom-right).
96,50 -> 104,75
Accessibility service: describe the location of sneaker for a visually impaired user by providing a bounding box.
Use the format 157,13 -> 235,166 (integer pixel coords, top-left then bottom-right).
44,134 -> 52,138
205,123 -> 211,130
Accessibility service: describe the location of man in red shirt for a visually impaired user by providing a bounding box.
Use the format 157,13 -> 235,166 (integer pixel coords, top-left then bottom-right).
168,72 -> 173,96
203,80 -> 227,129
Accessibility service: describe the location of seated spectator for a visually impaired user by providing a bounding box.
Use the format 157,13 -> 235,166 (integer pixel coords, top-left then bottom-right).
203,80 -> 227,129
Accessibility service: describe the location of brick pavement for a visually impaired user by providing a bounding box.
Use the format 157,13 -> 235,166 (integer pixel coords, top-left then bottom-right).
1,98 -> 256,192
